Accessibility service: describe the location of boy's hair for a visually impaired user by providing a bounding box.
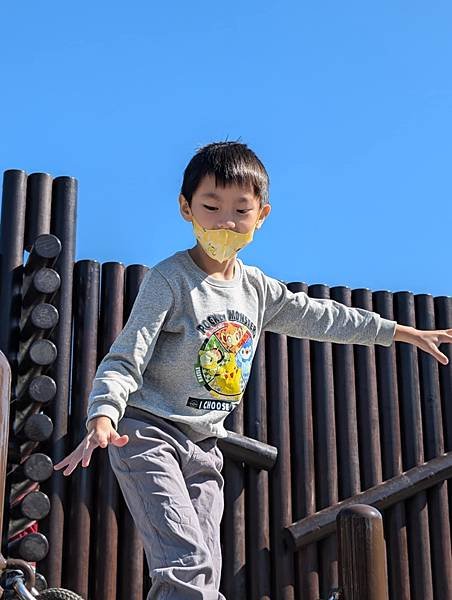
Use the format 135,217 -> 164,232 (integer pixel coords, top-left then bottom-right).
181,141 -> 270,207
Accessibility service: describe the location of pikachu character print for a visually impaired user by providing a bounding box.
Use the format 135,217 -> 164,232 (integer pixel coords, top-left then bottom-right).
195,319 -> 255,403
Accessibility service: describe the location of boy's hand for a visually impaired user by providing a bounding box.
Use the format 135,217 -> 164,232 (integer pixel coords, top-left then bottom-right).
53,416 -> 129,476
394,325 -> 452,365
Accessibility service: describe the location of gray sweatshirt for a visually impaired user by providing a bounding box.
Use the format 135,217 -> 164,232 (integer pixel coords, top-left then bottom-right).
86,250 -> 397,440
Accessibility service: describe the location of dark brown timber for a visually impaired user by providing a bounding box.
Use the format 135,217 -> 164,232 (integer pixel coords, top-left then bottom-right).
117,264 -> 147,600
38,175 -> 77,586
65,260 -> 100,599
244,335 -> 271,600
287,282 -> 319,600
286,450 -> 452,549
393,291 -> 433,600
92,262 -> 124,600
337,505 -> 389,600
24,173 -> 53,252
308,284 -> 338,598
373,291 -> 410,600
415,293 -> 452,598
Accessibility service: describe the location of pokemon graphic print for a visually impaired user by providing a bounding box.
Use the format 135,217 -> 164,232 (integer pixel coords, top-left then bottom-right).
86,250 -> 397,441
193,312 -> 256,406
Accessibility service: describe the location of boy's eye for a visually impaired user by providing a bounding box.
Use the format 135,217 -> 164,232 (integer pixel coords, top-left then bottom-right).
203,205 -> 252,215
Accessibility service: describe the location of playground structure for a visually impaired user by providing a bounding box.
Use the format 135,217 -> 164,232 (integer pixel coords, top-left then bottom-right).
0,168 -> 451,599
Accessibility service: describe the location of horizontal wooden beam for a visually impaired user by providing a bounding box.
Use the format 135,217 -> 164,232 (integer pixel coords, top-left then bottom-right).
286,451 -> 452,550
218,430 -> 278,470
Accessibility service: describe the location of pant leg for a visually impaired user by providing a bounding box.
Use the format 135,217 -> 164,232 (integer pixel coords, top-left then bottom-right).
185,439 -> 225,591
108,416 -> 223,600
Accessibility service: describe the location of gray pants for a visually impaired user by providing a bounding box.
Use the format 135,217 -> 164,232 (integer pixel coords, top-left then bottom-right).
108,408 -> 226,600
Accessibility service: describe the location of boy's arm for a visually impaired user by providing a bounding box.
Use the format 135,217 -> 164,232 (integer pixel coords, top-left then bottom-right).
262,276 -> 396,347
86,267 -> 174,430
261,276 -> 452,364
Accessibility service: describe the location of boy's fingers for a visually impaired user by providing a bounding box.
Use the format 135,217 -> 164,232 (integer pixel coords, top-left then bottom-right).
111,434 -> 129,447
428,344 -> 449,365
81,447 -> 95,468
54,458 -> 70,471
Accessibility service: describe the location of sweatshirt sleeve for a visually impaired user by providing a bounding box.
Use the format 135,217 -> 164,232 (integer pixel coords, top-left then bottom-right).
86,267 -> 174,429
261,275 -> 396,347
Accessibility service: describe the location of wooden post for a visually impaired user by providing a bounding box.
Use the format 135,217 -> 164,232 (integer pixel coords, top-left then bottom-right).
337,504 -> 389,600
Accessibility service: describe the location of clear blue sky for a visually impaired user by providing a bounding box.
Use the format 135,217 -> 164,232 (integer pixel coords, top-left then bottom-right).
1,1 -> 451,296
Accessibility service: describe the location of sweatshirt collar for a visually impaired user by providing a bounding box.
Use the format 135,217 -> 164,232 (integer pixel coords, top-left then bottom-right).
181,250 -> 243,288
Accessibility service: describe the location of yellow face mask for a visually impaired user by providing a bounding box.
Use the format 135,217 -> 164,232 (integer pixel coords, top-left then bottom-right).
191,214 -> 261,263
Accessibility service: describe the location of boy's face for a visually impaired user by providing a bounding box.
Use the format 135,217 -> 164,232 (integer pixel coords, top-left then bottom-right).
179,174 -> 271,234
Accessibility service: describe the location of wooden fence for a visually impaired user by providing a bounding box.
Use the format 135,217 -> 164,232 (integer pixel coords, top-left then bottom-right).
0,169 -> 451,599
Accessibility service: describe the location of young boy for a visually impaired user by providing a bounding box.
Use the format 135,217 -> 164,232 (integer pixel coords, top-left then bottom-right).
55,141 -> 452,600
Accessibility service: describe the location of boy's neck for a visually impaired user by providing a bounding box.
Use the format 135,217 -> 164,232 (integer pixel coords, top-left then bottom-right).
188,244 -> 237,280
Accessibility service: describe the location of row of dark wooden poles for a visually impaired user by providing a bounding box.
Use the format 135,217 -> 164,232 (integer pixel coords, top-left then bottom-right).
1,169 -> 451,599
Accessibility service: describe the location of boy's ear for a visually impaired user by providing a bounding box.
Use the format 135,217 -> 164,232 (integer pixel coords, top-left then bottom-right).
256,203 -> 271,229
179,194 -> 192,222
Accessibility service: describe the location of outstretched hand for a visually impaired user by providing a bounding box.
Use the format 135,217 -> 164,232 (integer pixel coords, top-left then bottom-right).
394,325 -> 452,365
53,416 -> 129,476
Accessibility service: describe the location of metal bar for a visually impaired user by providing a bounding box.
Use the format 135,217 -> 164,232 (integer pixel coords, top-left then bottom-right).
287,282 -> 319,600
373,291 -> 410,600
308,284 -> 338,599
38,175 -> 77,586
23,173 -> 53,253
337,504 -> 389,600
92,262 -> 124,600
244,335 -> 272,600
65,260 -> 100,599
286,450 -> 452,549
